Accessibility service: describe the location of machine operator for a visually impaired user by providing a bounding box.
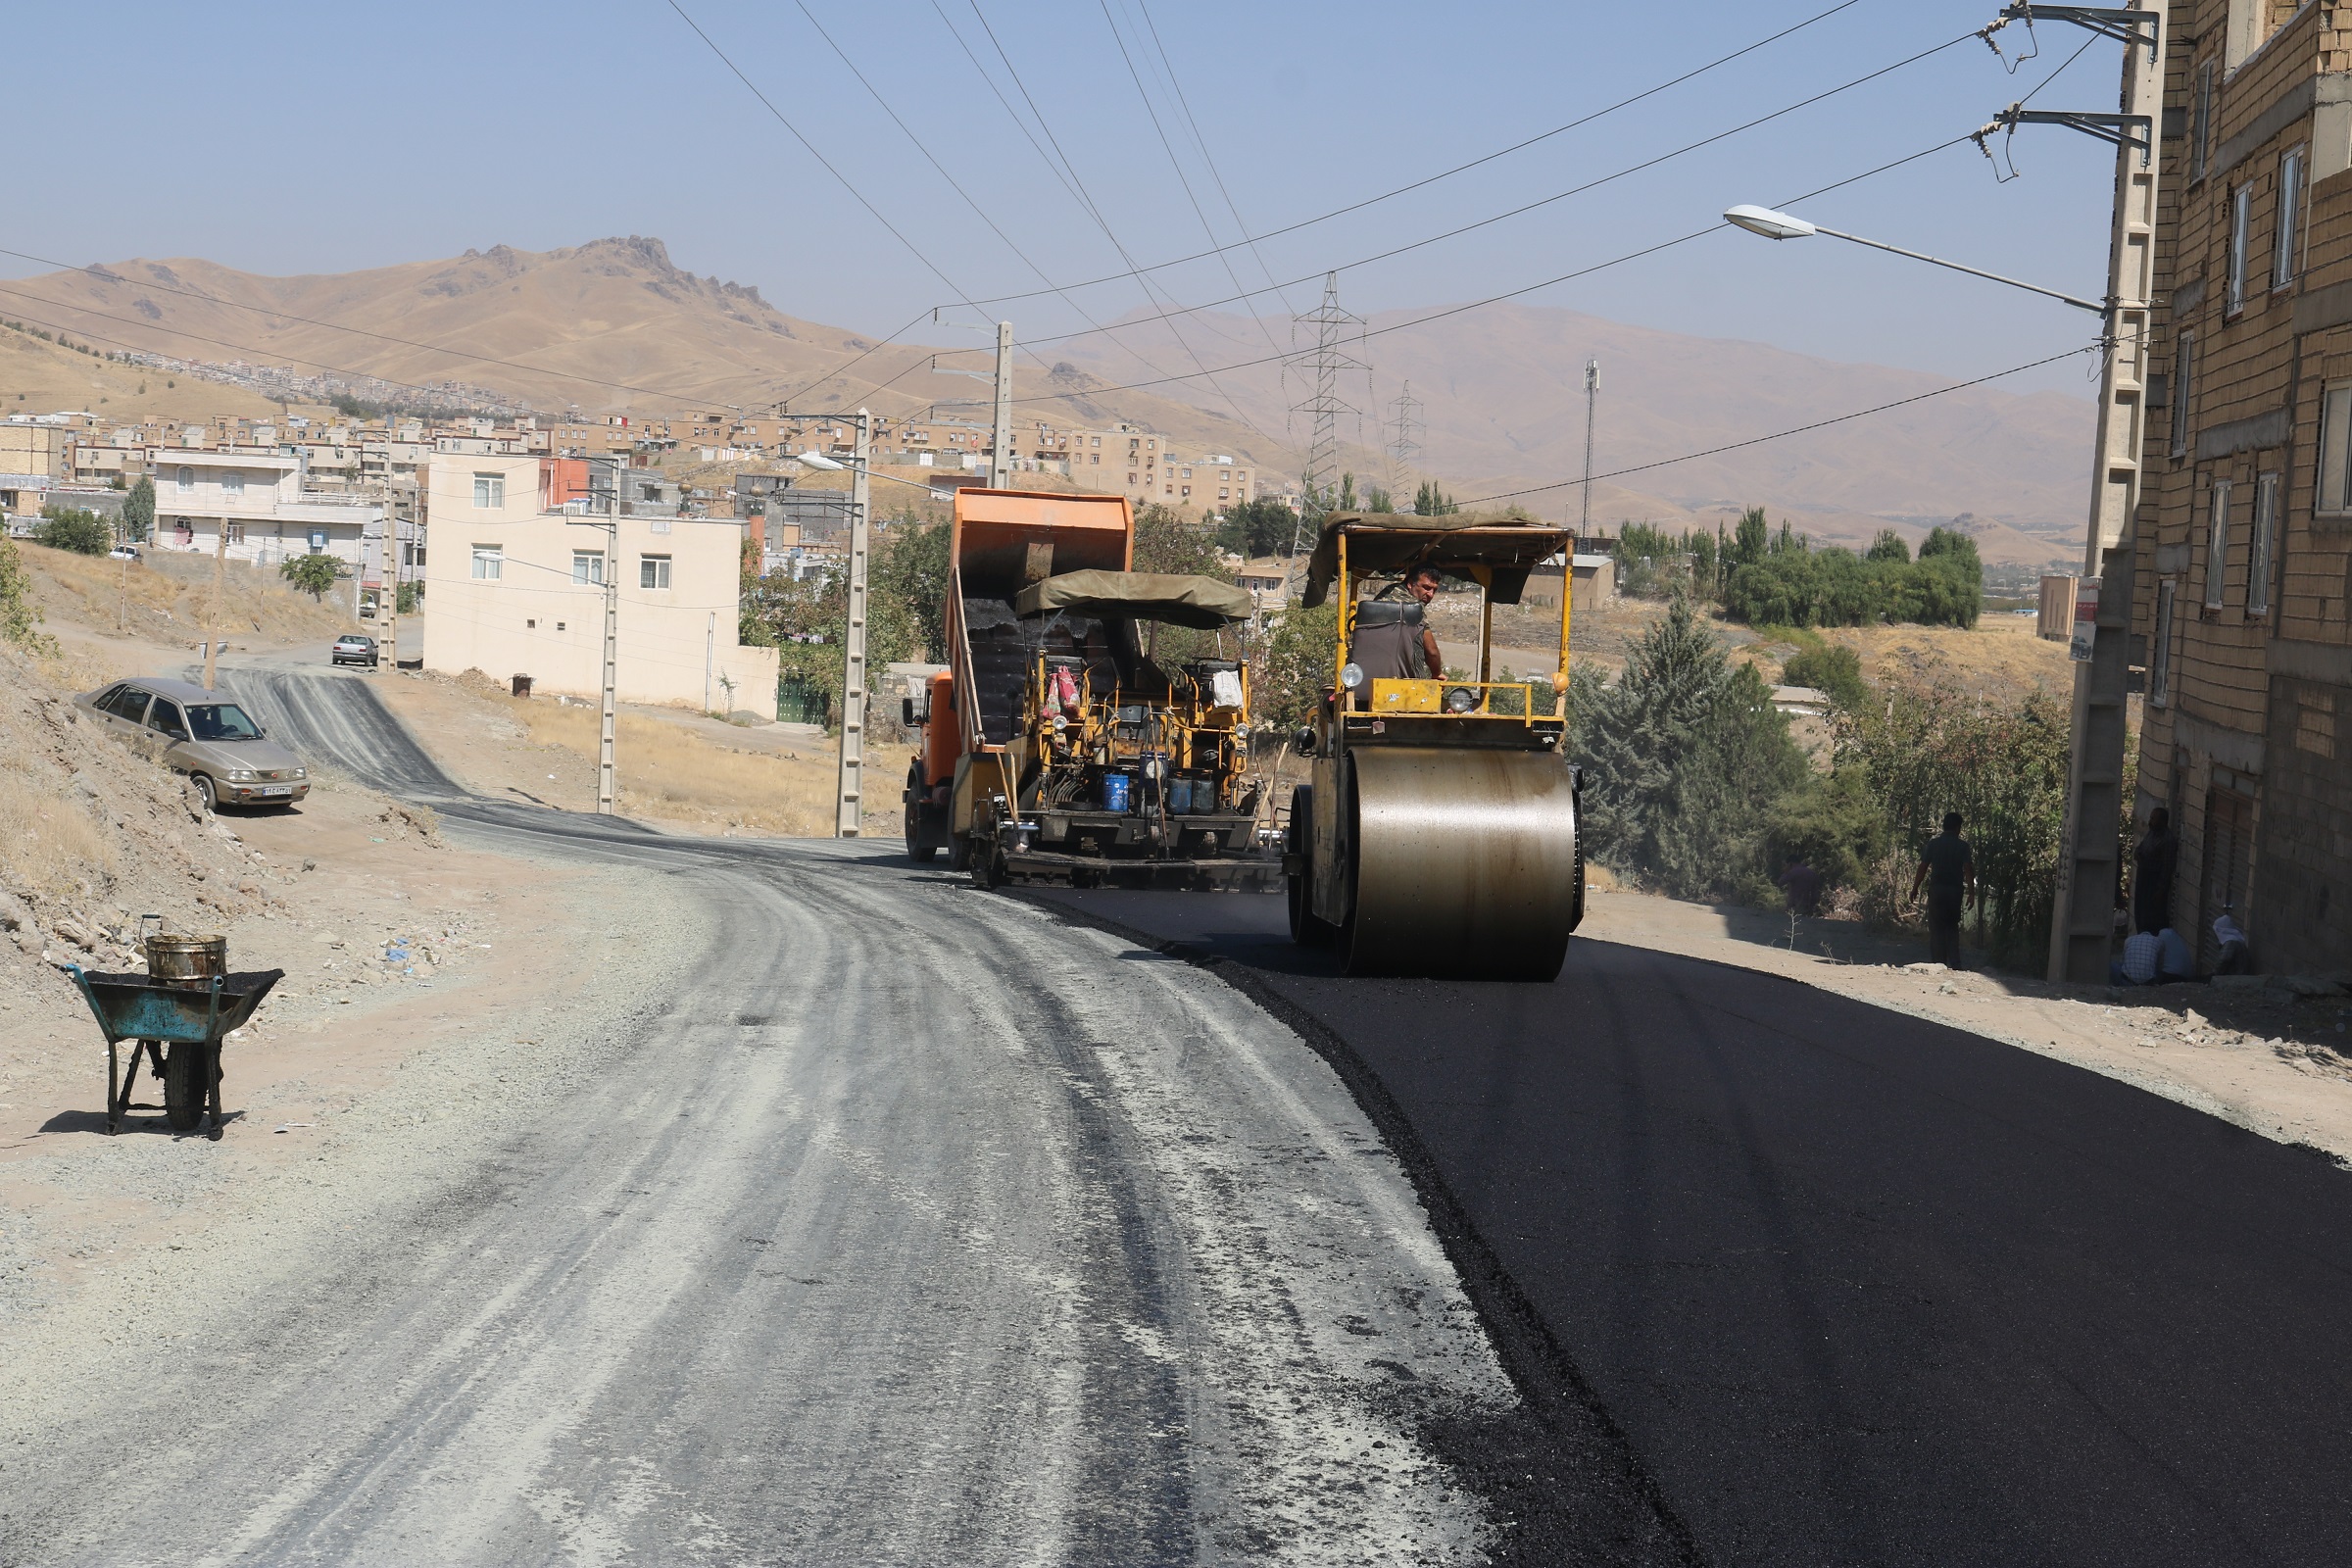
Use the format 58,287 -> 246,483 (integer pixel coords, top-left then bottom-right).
1352,564 -> 1446,702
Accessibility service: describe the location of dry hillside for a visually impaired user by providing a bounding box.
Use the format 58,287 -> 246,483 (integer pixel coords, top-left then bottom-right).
0,319 -> 279,421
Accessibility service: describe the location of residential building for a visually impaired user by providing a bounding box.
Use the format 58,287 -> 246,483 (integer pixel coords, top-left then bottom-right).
152,447 -> 382,571
0,418 -> 71,481
420,452 -> 777,710
2133,0 -> 2352,975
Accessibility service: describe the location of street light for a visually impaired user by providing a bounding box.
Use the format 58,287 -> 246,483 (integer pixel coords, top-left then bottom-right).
1723,203 -> 2108,316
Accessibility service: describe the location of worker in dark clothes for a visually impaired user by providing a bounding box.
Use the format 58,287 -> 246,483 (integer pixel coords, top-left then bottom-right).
1349,564 -> 1446,707
1908,812 -> 1977,967
2132,808 -> 2179,935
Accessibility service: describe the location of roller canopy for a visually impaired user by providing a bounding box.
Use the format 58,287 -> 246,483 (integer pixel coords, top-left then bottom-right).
1300,511 -> 1577,609
1013,569 -> 1255,629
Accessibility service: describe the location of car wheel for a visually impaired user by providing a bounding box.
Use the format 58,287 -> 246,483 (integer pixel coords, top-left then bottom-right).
191,774 -> 218,815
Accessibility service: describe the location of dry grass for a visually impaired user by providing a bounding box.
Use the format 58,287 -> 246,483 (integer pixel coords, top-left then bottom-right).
22,541 -> 359,648
1816,615 -> 2072,701
456,674 -> 840,837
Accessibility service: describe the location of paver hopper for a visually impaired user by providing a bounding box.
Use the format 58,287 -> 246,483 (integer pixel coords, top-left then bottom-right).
1285,512 -> 1584,979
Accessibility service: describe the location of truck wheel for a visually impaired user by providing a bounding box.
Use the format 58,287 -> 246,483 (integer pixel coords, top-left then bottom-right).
163,1043 -> 208,1133
905,764 -> 936,862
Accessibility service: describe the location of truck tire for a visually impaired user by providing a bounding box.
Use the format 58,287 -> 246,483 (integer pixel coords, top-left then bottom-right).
905,763 -> 936,862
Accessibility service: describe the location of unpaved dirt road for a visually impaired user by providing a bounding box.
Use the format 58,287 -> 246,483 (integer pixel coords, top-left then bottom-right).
3,664 -> 1682,1565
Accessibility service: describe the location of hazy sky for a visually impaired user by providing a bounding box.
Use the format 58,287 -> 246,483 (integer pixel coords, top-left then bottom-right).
4,1 -> 2125,397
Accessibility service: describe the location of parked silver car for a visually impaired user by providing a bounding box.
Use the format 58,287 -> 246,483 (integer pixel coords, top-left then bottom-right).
74,677 -> 310,812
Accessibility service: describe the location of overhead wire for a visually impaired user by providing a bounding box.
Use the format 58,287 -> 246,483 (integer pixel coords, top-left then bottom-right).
1455,336 -> 2119,509
961,0 -> 1874,309
956,26 -> 1983,362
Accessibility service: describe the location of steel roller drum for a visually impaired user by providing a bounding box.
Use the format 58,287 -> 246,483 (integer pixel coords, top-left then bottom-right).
1345,746 -> 1581,979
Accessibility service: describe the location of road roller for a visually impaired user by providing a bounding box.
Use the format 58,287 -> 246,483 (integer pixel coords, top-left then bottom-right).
1284,511 -> 1585,979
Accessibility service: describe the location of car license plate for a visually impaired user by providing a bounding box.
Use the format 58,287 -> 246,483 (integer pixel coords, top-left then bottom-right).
258,785 -> 293,796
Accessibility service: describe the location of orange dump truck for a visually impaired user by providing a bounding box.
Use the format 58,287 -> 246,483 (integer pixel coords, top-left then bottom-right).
901,487 -> 1278,889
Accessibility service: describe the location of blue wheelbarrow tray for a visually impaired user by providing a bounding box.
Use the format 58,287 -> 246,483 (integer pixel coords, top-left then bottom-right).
65,967 -> 284,1139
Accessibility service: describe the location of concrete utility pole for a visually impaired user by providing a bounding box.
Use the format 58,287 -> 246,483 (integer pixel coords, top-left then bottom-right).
2044,0 -> 2164,984
705,610 -> 715,715
1580,357 -> 1600,535
835,409 -> 872,837
202,518 -> 227,691
599,460 -> 620,815
383,500 -> 403,674
989,321 -> 1014,489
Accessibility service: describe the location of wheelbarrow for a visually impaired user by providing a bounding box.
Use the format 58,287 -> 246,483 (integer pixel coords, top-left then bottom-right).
65,965 -> 283,1139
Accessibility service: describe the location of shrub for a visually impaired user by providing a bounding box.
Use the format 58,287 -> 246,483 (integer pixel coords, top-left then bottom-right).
34,508 -> 111,556
1253,600 -> 1338,730
0,539 -> 56,652
121,476 -> 155,543
1780,643 -> 1869,710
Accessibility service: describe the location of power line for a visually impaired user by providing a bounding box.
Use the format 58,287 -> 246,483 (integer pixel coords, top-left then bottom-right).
1001,131 -> 1982,407
956,29 -> 1982,363
1455,338 -> 2112,509
962,0 -> 1875,310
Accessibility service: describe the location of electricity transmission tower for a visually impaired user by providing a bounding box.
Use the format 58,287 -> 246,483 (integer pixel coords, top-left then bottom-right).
1385,380 -> 1421,503
1286,271 -> 1364,568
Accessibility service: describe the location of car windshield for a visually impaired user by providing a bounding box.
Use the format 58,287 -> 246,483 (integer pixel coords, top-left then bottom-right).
185,704 -> 264,742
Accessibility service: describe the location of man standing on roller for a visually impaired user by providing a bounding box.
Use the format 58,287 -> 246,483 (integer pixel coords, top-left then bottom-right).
1354,564 -> 1446,689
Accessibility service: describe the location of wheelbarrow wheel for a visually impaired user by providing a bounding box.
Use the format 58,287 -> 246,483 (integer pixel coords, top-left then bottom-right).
163,1043 -> 210,1133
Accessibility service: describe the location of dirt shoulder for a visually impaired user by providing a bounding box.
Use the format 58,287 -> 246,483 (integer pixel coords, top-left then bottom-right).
1582,885 -> 2352,1162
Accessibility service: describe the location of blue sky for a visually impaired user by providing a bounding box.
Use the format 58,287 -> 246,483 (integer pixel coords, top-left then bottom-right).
4,1 -> 2124,396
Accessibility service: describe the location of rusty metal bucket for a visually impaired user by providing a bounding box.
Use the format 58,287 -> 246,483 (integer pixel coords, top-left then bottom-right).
145,934 -> 227,989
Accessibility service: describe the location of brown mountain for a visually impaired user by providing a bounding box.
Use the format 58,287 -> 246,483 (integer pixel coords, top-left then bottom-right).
0,239 -> 2090,564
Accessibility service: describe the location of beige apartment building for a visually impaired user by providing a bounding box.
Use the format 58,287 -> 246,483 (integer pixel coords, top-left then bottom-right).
152,447 -> 382,570
2132,0 -> 2352,975
420,452 -> 776,710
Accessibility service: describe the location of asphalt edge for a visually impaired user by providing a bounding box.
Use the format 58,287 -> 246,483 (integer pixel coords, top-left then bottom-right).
1013,892 -> 1706,1568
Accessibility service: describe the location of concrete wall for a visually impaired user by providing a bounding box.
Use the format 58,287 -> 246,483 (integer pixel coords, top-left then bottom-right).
420,453 -> 778,710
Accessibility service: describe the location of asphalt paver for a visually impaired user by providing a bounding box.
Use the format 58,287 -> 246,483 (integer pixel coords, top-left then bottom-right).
1024,886 -> 2352,1567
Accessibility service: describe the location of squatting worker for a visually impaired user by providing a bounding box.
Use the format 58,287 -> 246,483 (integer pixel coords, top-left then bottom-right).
1908,811 -> 1977,968
1349,563 -> 1446,706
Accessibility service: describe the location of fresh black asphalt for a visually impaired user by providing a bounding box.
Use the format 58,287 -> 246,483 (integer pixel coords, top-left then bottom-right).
1024,887 -> 2352,1568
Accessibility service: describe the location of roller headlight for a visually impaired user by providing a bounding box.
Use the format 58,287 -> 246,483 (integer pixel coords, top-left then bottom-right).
1444,687 -> 1478,714
1051,712 -> 1068,733
1340,662 -> 1364,691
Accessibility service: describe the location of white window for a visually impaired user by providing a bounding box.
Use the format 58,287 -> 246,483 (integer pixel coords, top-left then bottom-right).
2206,479 -> 2231,611
472,472 -> 505,509
2275,147 -> 2305,289
470,545 -> 503,581
639,554 -> 671,589
2149,579 -> 2176,707
571,551 -> 605,585
175,465 -> 193,491
2228,184 -> 2253,314
2249,470 -> 2279,615
220,469 -> 244,498
2171,331 -> 2196,459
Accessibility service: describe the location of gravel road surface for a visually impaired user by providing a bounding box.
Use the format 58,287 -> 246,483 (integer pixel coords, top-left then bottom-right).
1027,888 -> 2352,1567
1,670 -> 1694,1564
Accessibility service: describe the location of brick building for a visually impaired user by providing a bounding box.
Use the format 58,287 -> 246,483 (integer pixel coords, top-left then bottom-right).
2136,0 -> 2352,974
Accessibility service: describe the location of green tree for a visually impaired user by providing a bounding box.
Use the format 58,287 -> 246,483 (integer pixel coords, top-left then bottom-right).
1337,472 -> 1358,512
1131,502 -> 1235,579
1866,528 -> 1910,564
121,476 -> 155,543
870,517 -> 951,662
1731,506 -> 1769,567
1363,483 -> 1395,514
1253,600 -> 1338,730
1574,595 -> 1807,901
1412,480 -> 1459,516
396,580 -> 423,614
34,508 -> 111,555
281,553 -> 340,600
1211,496 -> 1298,558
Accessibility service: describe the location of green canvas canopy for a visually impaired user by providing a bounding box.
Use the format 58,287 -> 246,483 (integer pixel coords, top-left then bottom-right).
1299,511 -> 1574,609
1012,569 -> 1255,629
